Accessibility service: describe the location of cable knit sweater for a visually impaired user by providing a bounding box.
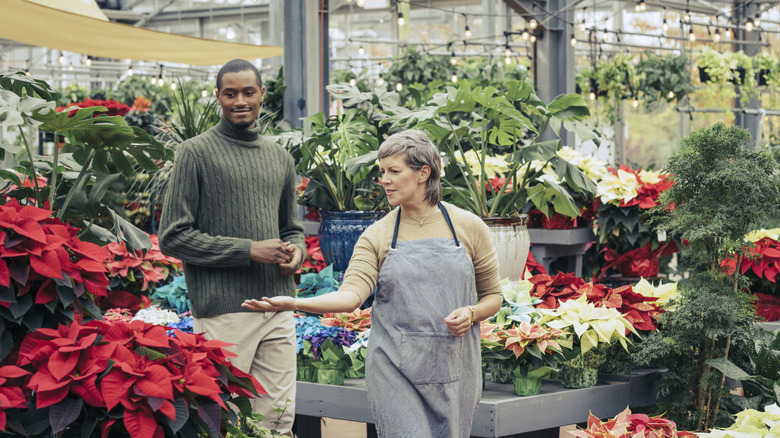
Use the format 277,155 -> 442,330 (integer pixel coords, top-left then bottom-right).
159,118 -> 305,318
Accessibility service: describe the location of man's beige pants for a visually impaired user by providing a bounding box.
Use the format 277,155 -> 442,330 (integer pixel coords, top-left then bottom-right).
194,310 -> 296,435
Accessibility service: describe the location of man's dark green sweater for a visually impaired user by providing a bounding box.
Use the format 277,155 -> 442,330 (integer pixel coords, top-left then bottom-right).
159,118 -> 306,318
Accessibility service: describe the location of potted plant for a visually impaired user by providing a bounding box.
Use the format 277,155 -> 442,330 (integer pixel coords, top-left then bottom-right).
498,321 -> 567,396
636,51 -> 690,108
721,228 -> 780,321
535,294 -> 637,388
633,122 -> 778,431
570,407 -> 696,438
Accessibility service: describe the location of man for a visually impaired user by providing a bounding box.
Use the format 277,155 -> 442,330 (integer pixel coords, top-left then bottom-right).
159,58 -> 305,435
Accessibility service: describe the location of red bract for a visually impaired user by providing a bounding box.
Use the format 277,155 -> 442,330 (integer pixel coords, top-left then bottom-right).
0,199 -> 110,301
13,319 -> 265,437
104,234 -> 182,291
300,235 -> 326,273
530,272 -> 664,332
572,407 -> 696,438
321,308 -> 372,332
722,237 -> 780,283
0,365 -> 31,430
55,98 -> 131,118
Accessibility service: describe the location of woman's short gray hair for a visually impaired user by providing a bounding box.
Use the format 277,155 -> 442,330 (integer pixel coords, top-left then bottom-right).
378,129 -> 442,206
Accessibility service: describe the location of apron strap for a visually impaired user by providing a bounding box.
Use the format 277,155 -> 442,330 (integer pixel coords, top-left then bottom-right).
391,202 -> 461,249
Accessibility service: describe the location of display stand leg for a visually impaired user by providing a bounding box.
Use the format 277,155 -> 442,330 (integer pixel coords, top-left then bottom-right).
294,414 -> 321,438
367,423 -> 378,438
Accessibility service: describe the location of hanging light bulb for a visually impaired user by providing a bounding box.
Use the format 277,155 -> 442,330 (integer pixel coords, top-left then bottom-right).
356,0 -> 365,6
522,29 -> 529,40
377,74 -> 384,86
589,91 -> 596,101
349,77 -> 357,87
635,0 -> 642,12
450,51 -> 457,65
150,77 -> 157,86
451,72 -> 458,83
171,82 -> 177,90
127,65 -> 133,76
746,20 -> 753,32
464,25 -> 472,39
683,9 -> 690,23
505,56 -> 511,65
505,44 -> 511,58
395,82 -> 403,92
579,19 -> 586,32
688,28 -> 696,41
59,54 -> 65,64
397,12 -> 405,26
753,14 -> 760,28
158,76 -> 165,87
68,65 -> 73,71
86,56 -> 92,67
639,0 -> 646,11
358,46 -> 365,55
530,34 -> 537,43
662,18 -> 669,32
725,28 -> 732,39
201,89 -> 208,97
529,18 -> 537,29
667,91 -> 675,99
632,97 -> 639,108
714,28 -> 721,41
570,33 -> 577,47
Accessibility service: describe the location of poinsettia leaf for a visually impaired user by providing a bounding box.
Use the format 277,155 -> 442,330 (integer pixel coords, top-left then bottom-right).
80,410 -> 98,438
49,396 -> 83,433
166,397 -> 189,433
196,399 -> 222,437
123,404 -> 159,438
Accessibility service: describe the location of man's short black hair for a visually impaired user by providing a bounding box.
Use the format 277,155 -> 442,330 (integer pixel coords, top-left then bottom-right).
216,59 -> 263,91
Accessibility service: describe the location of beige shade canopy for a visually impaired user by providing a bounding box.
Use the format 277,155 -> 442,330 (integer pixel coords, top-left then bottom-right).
0,0 -> 283,66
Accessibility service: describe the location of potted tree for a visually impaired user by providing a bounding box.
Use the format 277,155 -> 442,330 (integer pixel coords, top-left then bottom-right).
633,122 -> 779,431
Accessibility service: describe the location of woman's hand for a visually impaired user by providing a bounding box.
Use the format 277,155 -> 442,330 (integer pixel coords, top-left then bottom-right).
242,296 -> 297,312
444,306 -> 474,337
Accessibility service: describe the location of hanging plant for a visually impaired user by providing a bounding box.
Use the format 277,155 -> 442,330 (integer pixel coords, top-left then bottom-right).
575,53 -> 639,126
636,51 -> 690,107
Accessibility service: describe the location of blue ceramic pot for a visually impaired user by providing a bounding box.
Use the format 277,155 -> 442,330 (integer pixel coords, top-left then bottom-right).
318,210 -> 386,273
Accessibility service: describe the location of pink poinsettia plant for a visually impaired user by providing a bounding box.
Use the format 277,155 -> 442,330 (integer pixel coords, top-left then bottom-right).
99,234 -> 182,311
570,406 -> 696,438
320,307 -> 371,332
5,319 -> 264,437
481,320 -> 568,381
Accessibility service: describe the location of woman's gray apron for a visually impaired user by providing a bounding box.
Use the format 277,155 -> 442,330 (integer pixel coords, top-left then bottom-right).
366,202 -> 481,438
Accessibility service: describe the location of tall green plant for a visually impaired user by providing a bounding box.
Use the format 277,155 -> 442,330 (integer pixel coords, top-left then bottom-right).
634,122 -> 780,431
0,70 -> 174,250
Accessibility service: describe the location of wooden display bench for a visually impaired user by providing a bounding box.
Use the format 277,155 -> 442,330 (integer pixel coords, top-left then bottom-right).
294,368 -> 662,438
528,227 -> 596,278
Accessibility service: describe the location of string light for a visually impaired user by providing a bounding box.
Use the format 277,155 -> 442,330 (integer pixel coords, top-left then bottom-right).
151,77 -> 157,86
662,19 -> 668,32
397,12 -> 405,26
158,76 -> 165,87
714,28 -> 721,41
635,0 -> 645,12
202,89 -> 208,97
86,56 -> 92,67
570,33 -> 577,47
377,73 -> 384,86
450,51 -> 457,65
589,91 -> 596,101
358,45 -> 365,55
464,25 -> 472,39
349,77 -> 357,87
667,91 -> 675,99
171,82 -> 177,90
688,28 -> 696,41
59,54 -> 65,64
505,43 -> 511,58
127,65 -> 134,76
753,14 -> 760,28
683,9 -> 690,23
529,18 -> 537,29
521,29 -> 529,40
395,82 -> 403,92
451,71 -> 458,83
579,19 -> 586,32
356,0 -> 365,6
746,20 -> 753,32
632,97 -> 639,108
725,28 -> 732,39
530,34 -> 537,43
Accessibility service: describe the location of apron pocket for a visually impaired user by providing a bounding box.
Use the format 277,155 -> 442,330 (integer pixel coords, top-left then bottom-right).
399,332 -> 462,384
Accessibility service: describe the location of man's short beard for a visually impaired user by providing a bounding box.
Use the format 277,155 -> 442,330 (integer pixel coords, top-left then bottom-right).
232,119 -> 255,128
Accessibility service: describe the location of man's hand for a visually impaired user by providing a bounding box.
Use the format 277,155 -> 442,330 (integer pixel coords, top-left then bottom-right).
278,243 -> 302,275
250,239 -> 294,264
242,297 -> 296,312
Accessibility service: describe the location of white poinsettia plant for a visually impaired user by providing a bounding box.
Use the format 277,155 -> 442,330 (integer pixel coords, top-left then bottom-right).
632,278 -> 680,307
535,294 -> 638,356
697,403 -> 780,437
489,279 -> 543,326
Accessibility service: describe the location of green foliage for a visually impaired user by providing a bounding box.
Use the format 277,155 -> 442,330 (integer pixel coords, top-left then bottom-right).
150,274 -> 190,314
576,53 -> 639,125
650,122 -> 779,272
259,66 -> 285,126
634,271 -> 762,431
296,265 -> 342,299
637,52 -> 690,108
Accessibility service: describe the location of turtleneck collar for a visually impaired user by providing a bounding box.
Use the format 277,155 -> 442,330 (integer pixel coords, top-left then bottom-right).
216,117 -> 262,142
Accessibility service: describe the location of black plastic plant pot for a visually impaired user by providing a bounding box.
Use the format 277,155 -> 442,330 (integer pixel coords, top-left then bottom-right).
698,67 -> 711,83
729,67 -> 746,85
758,69 -> 769,86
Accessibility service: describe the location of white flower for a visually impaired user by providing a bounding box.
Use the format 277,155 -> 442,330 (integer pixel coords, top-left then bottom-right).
596,168 -> 640,205
455,150 -> 510,179
132,306 -> 180,326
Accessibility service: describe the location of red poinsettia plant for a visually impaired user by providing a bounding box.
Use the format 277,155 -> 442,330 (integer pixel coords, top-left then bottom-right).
99,234 -> 183,311
299,235 -> 326,274
594,165 -> 678,279
529,272 -> 665,332
5,319 -> 264,437
570,407 -> 696,438
0,198 -> 110,362
56,98 -> 131,118
721,229 -> 780,320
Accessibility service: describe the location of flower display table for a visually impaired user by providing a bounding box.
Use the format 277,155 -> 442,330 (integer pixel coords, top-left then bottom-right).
528,228 -> 596,278
294,368 -> 662,437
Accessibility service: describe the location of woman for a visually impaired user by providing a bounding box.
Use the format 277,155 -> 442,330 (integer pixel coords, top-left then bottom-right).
242,129 -> 503,437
